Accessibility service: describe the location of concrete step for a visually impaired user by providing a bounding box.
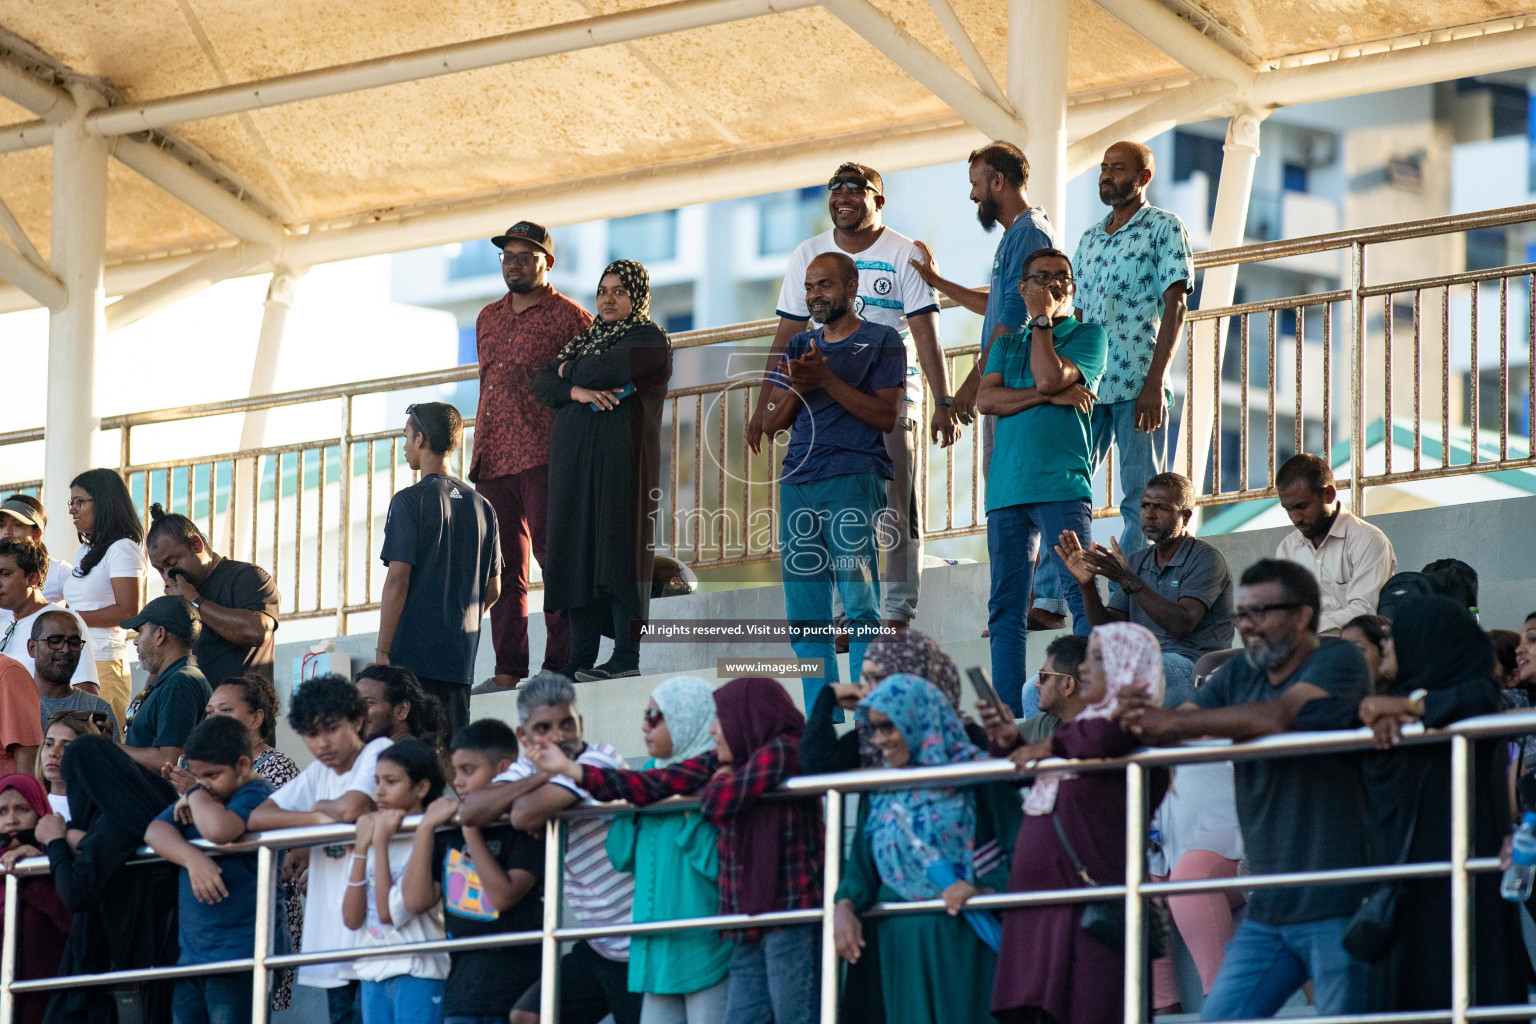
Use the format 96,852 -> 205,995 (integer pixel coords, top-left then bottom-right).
465,630 -> 1064,763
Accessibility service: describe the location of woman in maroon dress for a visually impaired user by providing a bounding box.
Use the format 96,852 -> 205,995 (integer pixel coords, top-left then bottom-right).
989,623 -> 1166,1024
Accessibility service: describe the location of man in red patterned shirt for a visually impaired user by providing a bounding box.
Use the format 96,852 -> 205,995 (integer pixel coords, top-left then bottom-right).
470,223 -> 593,693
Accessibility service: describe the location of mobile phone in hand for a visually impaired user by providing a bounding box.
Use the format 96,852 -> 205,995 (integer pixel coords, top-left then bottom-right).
589,382 -> 636,410
967,666 -> 1003,712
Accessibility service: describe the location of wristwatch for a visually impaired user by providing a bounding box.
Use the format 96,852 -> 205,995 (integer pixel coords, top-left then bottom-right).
935,395 -> 953,407
1406,688 -> 1428,717
1121,576 -> 1146,595
1029,314 -> 1054,331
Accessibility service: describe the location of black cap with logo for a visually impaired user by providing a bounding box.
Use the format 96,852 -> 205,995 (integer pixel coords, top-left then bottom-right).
491,221 -> 553,256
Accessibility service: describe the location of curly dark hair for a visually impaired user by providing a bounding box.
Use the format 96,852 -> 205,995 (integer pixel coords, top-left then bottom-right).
217,673 -> 281,747
287,674 -> 366,736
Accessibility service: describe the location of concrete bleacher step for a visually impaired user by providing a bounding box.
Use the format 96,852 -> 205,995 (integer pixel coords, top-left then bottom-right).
466,628 -> 1065,763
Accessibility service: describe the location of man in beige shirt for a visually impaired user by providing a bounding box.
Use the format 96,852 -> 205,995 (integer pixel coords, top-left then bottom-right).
1273,454 -> 1396,635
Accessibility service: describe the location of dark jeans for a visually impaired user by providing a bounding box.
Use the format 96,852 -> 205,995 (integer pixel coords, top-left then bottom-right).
172,975 -> 252,1024
327,980 -> 361,1024
511,940 -> 641,1024
564,592 -> 643,674
987,499 -> 1092,712
478,466 -> 569,677
417,677 -> 469,743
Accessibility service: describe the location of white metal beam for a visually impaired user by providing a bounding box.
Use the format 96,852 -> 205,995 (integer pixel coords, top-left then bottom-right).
110,136 -> 287,250
826,0 -> 1026,143
85,0 -> 821,137
290,117 -> 995,265
1065,78 -> 1235,179
0,239 -> 65,309
1177,111 -> 1264,511
103,242 -> 275,333
1092,0 -> 1253,89
923,0 -> 1007,108
0,193 -> 43,266
0,59 -> 74,124
0,119 -> 50,154
1253,24 -> 1536,108
45,87 -> 108,559
1020,0 -> 1068,230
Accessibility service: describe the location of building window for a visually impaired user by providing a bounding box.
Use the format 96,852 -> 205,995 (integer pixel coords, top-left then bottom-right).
666,312 -> 695,334
609,211 -> 679,265
1466,228 -> 1508,272
759,187 -> 824,256
446,241 -> 503,281
457,324 -> 477,366
1282,163 -> 1309,193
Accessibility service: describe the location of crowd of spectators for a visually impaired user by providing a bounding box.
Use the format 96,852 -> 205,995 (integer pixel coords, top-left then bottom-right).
1,136 -> 1535,1024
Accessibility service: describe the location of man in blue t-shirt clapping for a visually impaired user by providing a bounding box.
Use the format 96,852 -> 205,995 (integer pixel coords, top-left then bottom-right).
761,252 -> 907,711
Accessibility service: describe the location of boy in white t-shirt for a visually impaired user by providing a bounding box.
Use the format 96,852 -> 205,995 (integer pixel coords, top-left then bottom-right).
248,674 -> 390,1024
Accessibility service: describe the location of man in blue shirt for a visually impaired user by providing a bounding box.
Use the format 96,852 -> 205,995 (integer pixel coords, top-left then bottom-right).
1074,141 -> 1194,570
977,248 -> 1107,710
909,141 -> 1069,629
761,252 -> 906,710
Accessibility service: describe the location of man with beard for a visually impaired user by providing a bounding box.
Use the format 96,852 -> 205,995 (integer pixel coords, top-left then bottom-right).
1073,141 -> 1193,578
759,252 -> 906,711
456,672 -> 640,1024
748,162 -> 952,629
1274,453 -> 1396,636
909,142 -> 1069,631
468,222 -> 592,694
1055,472 -> 1235,705
30,609 -> 116,739
1114,559 -> 1372,1019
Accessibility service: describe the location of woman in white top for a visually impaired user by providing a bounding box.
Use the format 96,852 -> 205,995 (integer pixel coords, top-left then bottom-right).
61,469 -> 145,729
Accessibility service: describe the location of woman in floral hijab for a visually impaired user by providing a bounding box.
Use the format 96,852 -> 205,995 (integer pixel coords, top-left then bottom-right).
832,675 -> 1021,1024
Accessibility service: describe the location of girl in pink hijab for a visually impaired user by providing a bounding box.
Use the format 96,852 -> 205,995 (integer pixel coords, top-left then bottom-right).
0,773 -> 71,1024
989,623 -> 1167,1024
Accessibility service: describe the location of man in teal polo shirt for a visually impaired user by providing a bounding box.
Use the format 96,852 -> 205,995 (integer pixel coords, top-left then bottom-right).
976,248 -> 1107,711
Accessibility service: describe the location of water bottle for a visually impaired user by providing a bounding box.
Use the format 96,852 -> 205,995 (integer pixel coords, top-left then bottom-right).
1500,812 -> 1536,902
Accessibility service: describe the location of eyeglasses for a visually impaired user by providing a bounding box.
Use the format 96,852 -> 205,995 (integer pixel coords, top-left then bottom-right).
67,498 -> 93,512
827,176 -> 879,195
1038,670 -> 1077,684
1234,602 -> 1302,623
38,635 -> 85,652
47,710 -> 95,726
1024,271 -> 1074,285
869,719 -> 899,738
498,251 -> 542,266
642,708 -> 664,727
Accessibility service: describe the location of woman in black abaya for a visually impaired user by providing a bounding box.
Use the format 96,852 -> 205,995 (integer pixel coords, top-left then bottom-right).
532,259 -> 672,681
1292,596 -> 1525,1012
43,735 -> 179,1024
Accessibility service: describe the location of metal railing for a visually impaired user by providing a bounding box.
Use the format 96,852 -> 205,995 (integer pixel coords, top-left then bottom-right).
1182,202 -> 1536,514
4,710 -> 1535,1024
2,203 -> 1535,629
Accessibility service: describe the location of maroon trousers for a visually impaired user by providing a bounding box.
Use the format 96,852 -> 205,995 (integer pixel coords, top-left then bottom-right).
477,465 -> 569,677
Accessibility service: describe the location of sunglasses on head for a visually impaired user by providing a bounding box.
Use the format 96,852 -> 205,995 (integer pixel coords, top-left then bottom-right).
828,175 -> 879,195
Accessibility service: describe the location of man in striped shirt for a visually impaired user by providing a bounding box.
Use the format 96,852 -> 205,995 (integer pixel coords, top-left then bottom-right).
457,672 -> 639,1024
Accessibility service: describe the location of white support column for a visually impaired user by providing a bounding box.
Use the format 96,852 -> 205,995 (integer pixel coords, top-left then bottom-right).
229,266 -> 304,558
1177,111 -> 1263,515
1014,0 -> 1067,231
44,87 -> 109,558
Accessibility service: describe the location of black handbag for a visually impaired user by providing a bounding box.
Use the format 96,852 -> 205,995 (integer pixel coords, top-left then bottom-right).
1052,813 -> 1169,958
1342,771 -> 1425,962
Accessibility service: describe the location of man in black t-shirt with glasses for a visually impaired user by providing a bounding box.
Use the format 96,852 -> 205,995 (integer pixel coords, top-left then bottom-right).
1115,558 -> 1371,1020
148,505 -> 281,687
377,402 -> 502,740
